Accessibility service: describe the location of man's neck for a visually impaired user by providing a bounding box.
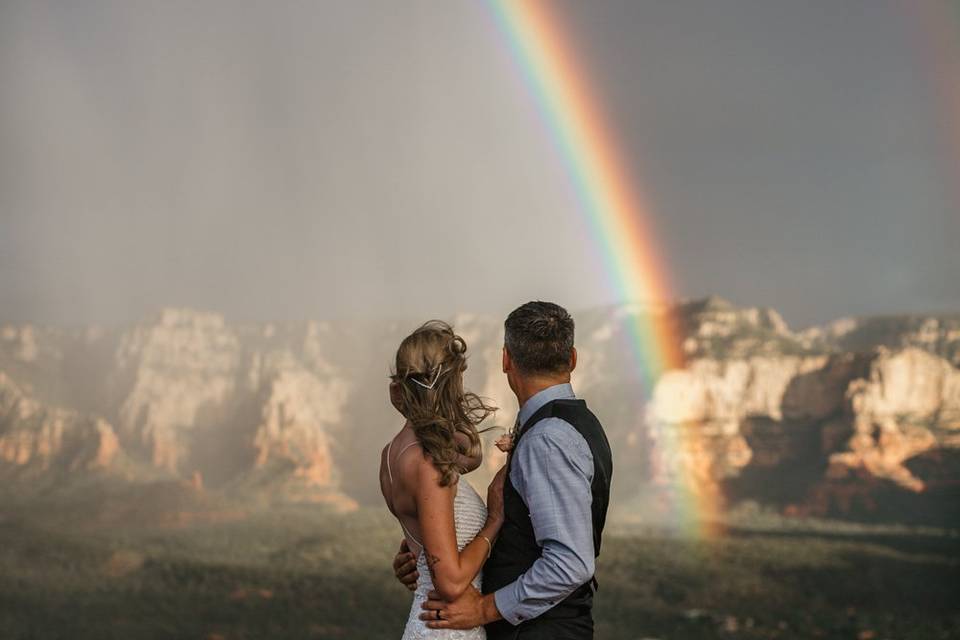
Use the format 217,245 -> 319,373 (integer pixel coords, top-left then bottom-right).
514,375 -> 570,409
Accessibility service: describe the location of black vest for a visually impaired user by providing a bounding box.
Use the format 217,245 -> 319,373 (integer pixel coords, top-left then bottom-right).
482,398 -> 613,626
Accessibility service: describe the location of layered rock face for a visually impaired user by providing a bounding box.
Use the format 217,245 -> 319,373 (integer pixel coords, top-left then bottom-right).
644,298 -> 960,520
0,310 -> 354,509
1,299 -> 957,523
0,372 -> 120,474
111,309 -> 242,474
826,347 -> 960,491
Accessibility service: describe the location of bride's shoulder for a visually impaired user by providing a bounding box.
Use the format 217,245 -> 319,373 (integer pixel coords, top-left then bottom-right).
390,438 -> 428,473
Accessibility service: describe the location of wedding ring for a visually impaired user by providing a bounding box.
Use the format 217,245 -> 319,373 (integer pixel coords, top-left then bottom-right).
436,610 -> 442,620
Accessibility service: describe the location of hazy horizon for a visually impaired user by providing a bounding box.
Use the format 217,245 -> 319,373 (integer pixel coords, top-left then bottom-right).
3,294 -> 959,335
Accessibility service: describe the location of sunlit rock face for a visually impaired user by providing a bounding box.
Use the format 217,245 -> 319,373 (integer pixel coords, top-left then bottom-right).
643,301 -> 960,521
0,372 -> 120,474
828,347 -> 960,492
246,352 -> 350,506
0,300 -> 957,523
0,309 -> 353,508
111,309 -> 242,473
645,354 -> 861,498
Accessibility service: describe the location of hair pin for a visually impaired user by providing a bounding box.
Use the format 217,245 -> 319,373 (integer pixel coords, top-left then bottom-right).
409,366 -> 444,390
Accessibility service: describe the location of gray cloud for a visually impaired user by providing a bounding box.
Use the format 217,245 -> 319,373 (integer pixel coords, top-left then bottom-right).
1,0 -> 956,329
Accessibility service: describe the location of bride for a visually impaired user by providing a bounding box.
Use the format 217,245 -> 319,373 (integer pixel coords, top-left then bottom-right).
379,321 -> 506,639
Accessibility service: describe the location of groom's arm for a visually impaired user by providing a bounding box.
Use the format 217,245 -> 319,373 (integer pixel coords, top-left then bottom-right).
493,420 -> 595,625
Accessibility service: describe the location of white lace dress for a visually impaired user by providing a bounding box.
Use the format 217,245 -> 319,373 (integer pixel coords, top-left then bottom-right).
400,480 -> 488,640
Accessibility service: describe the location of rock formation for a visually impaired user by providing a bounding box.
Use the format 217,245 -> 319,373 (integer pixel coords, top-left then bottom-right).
0,371 -> 121,474
641,300 -> 960,521
111,308 -> 242,473
826,347 -> 960,492
0,299 -> 957,523
0,309 -> 354,509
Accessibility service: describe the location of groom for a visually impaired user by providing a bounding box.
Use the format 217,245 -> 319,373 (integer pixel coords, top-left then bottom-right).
393,300 -> 613,639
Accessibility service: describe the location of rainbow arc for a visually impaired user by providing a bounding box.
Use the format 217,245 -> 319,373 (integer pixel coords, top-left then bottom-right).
488,0 -> 719,536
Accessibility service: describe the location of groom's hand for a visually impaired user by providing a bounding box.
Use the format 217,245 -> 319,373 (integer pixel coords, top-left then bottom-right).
392,539 -> 419,591
420,586 -> 501,629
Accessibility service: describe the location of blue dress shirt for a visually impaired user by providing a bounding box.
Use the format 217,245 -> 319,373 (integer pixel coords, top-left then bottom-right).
492,382 -> 596,625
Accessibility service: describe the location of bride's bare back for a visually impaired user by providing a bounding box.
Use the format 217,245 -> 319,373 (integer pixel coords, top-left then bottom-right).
380,427 -> 428,555
380,424 -> 486,555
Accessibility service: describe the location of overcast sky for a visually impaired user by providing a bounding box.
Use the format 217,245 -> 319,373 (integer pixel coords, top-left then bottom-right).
1,0 -> 956,329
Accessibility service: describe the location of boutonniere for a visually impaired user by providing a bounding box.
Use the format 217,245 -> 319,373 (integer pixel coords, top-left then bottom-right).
495,432 -> 515,453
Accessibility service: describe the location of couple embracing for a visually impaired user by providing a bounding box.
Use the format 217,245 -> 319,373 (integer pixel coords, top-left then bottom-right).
379,301 -> 613,639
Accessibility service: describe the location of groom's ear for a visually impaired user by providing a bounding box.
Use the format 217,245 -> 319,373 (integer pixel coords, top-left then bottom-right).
502,346 -> 511,373
569,347 -> 578,373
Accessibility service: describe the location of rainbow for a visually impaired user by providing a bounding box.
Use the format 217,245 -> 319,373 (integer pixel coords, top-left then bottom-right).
487,0 -> 719,536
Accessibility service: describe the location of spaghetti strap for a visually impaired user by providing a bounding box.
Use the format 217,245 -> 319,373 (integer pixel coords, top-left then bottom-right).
396,440 -> 421,460
386,439 -> 420,485
386,438 -> 395,484
385,438 -> 424,549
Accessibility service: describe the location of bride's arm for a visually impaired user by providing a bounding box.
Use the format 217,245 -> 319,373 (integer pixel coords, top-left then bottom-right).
415,458 -> 503,602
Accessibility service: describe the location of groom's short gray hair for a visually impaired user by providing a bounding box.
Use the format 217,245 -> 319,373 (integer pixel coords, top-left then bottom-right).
504,301 -> 575,375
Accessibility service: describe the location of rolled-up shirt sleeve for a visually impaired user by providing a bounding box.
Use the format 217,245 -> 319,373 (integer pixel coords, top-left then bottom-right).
493,418 -> 595,625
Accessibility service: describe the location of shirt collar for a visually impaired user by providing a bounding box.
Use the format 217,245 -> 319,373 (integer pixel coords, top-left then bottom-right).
517,382 -> 576,428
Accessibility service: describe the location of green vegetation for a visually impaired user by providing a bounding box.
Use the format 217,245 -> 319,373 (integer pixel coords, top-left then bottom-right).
0,504 -> 957,640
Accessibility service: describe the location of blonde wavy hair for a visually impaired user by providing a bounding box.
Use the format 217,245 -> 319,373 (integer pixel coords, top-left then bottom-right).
390,320 -> 497,486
